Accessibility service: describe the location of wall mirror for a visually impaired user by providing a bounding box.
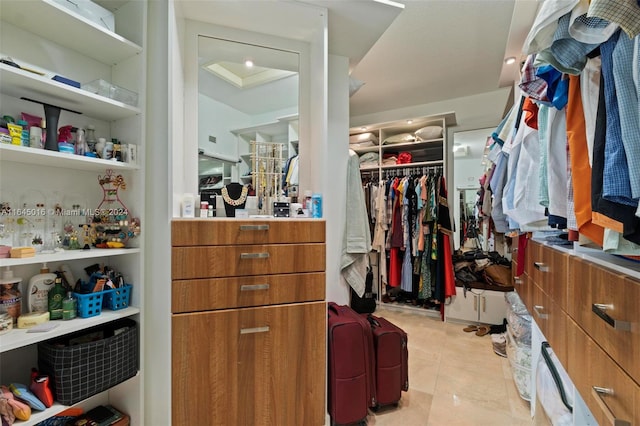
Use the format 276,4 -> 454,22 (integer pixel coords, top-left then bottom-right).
452,127 -> 494,250
197,35 -> 300,207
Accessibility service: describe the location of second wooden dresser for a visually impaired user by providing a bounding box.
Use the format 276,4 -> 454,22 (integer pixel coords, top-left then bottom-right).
171,219 -> 326,426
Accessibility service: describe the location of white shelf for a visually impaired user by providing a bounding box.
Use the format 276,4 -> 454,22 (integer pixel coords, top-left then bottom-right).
0,248 -> 140,268
380,138 -> 444,151
0,64 -> 141,121
0,0 -> 142,65
350,145 -> 379,154
239,175 -> 253,181
12,374 -> 139,426
0,306 -> 140,352
0,144 -> 139,171
380,160 -> 444,170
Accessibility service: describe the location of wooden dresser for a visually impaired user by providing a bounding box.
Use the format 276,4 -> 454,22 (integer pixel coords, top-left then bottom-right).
171,219 -> 326,426
515,239 -> 640,425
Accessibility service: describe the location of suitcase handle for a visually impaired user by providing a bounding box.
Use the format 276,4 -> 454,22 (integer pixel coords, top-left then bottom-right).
366,314 -> 380,328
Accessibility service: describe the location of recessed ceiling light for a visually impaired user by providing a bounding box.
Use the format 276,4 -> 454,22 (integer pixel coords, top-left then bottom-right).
373,0 -> 405,9
407,120 -> 413,124
244,59 -> 254,68
504,57 -> 516,65
361,127 -> 367,131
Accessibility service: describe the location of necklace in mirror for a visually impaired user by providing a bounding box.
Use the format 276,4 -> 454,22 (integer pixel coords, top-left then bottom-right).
222,186 -> 248,206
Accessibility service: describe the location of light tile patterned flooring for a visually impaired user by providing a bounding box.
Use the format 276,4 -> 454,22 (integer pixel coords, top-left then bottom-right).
366,305 -> 532,426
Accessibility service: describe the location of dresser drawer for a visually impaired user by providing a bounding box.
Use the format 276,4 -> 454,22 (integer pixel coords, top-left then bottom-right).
527,242 -> 568,311
567,318 -> 640,426
172,243 -> 326,279
568,257 -> 640,385
172,302 -> 326,425
172,272 -> 325,312
172,219 -> 325,246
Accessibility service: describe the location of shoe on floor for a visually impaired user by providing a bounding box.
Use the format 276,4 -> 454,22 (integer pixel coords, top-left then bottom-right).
491,333 -> 507,357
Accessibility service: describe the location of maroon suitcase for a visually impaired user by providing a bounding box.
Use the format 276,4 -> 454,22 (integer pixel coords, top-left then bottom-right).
366,314 -> 409,407
327,302 -> 376,425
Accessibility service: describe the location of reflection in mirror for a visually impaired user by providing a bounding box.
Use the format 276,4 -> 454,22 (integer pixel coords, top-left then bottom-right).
452,128 -> 494,250
197,36 -> 299,216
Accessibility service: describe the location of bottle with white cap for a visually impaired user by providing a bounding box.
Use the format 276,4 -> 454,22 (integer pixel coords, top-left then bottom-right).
0,266 -> 22,325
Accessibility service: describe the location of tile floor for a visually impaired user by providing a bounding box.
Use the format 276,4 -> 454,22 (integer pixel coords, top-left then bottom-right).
365,305 -> 532,426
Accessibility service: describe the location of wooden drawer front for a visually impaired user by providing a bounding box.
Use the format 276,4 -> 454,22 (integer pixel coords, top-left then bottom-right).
525,239 -> 543,285
568,257 -> 640,385
171,219 -> 325,246
540,245 -> 568,310
567,319 -> 640,426
172,302 -> 326,426
514,270 -> 533,314
544,297 -> 570,369
172,272 -> 326,312
172,243 -> 326,279
530,282 -> 550,339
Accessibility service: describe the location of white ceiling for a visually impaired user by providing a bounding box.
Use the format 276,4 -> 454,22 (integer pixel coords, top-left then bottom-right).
172,1 -> 540,118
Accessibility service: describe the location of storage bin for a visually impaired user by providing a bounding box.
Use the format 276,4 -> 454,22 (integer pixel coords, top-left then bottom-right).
37,319 -> 138,405
506,327 -> 532,401
505,291 -> 532,345
102,284 -> 132,310
82,79 -> 139,107
74,291 -> 104,318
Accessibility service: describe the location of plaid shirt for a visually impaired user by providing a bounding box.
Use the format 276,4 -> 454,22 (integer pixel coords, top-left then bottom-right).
600,30 -> 638,206
588,0 -> 640,39
519,54 -> 549,101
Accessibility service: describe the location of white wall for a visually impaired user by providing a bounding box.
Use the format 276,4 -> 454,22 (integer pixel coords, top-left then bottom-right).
325,54 -> 350,305
145,0 -> 173,424
198,94 -> 249,158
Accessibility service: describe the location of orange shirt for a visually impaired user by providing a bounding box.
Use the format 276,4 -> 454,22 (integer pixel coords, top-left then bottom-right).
566,74 -> 604,245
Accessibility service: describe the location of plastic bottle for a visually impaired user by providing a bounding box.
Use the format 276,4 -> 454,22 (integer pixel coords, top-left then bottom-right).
0,267 -> 22,325
85,124 -> 97,153
103,141 -> 114,160
311,193 -> 323,218
48,276 -> 66,320
95,137 -> 106,158
303,190 -> 313,210
182,193 -> 195,218
29,124 -> 43,149
62,291 -> 77,320
27,263 -> 57,313
75,128 -> 87,156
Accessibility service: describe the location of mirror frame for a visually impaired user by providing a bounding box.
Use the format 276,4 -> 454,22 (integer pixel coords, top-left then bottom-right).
182,19 -> 314,200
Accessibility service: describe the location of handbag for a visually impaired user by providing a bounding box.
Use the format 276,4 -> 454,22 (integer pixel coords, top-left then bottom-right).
350,266 -> 376,314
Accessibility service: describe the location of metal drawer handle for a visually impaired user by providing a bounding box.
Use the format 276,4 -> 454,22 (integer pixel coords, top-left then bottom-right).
240,284 -> 270,291
533,305 -> 549,319
240,326 -> 270,335
592,304 -> 631,332
239,224 -> 270,231
513,277 -> 523,285
534,262 -> 549,272
474,295 -> 478,312
240,252 -> 270,259
591,387 -> 631,426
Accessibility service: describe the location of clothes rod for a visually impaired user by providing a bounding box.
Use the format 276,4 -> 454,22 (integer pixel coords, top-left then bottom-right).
198,149 -> 241,163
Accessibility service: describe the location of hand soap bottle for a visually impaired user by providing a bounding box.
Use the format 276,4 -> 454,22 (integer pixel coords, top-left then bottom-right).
27,263 -> 57,313
48,276 -> 66,320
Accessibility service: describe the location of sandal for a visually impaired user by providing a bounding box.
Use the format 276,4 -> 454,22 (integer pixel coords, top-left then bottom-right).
475,325 -> 491,336
462,325 -> 478,332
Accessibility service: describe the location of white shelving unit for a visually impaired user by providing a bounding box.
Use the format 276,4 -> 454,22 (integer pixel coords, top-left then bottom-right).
350,112 -> 457,318
232,114 -> 299,179
0,0 -> 145,424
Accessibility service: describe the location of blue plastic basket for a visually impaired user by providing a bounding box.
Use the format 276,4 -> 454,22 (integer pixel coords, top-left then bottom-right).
102,284 -> 132,310
74,291 -> 104,318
